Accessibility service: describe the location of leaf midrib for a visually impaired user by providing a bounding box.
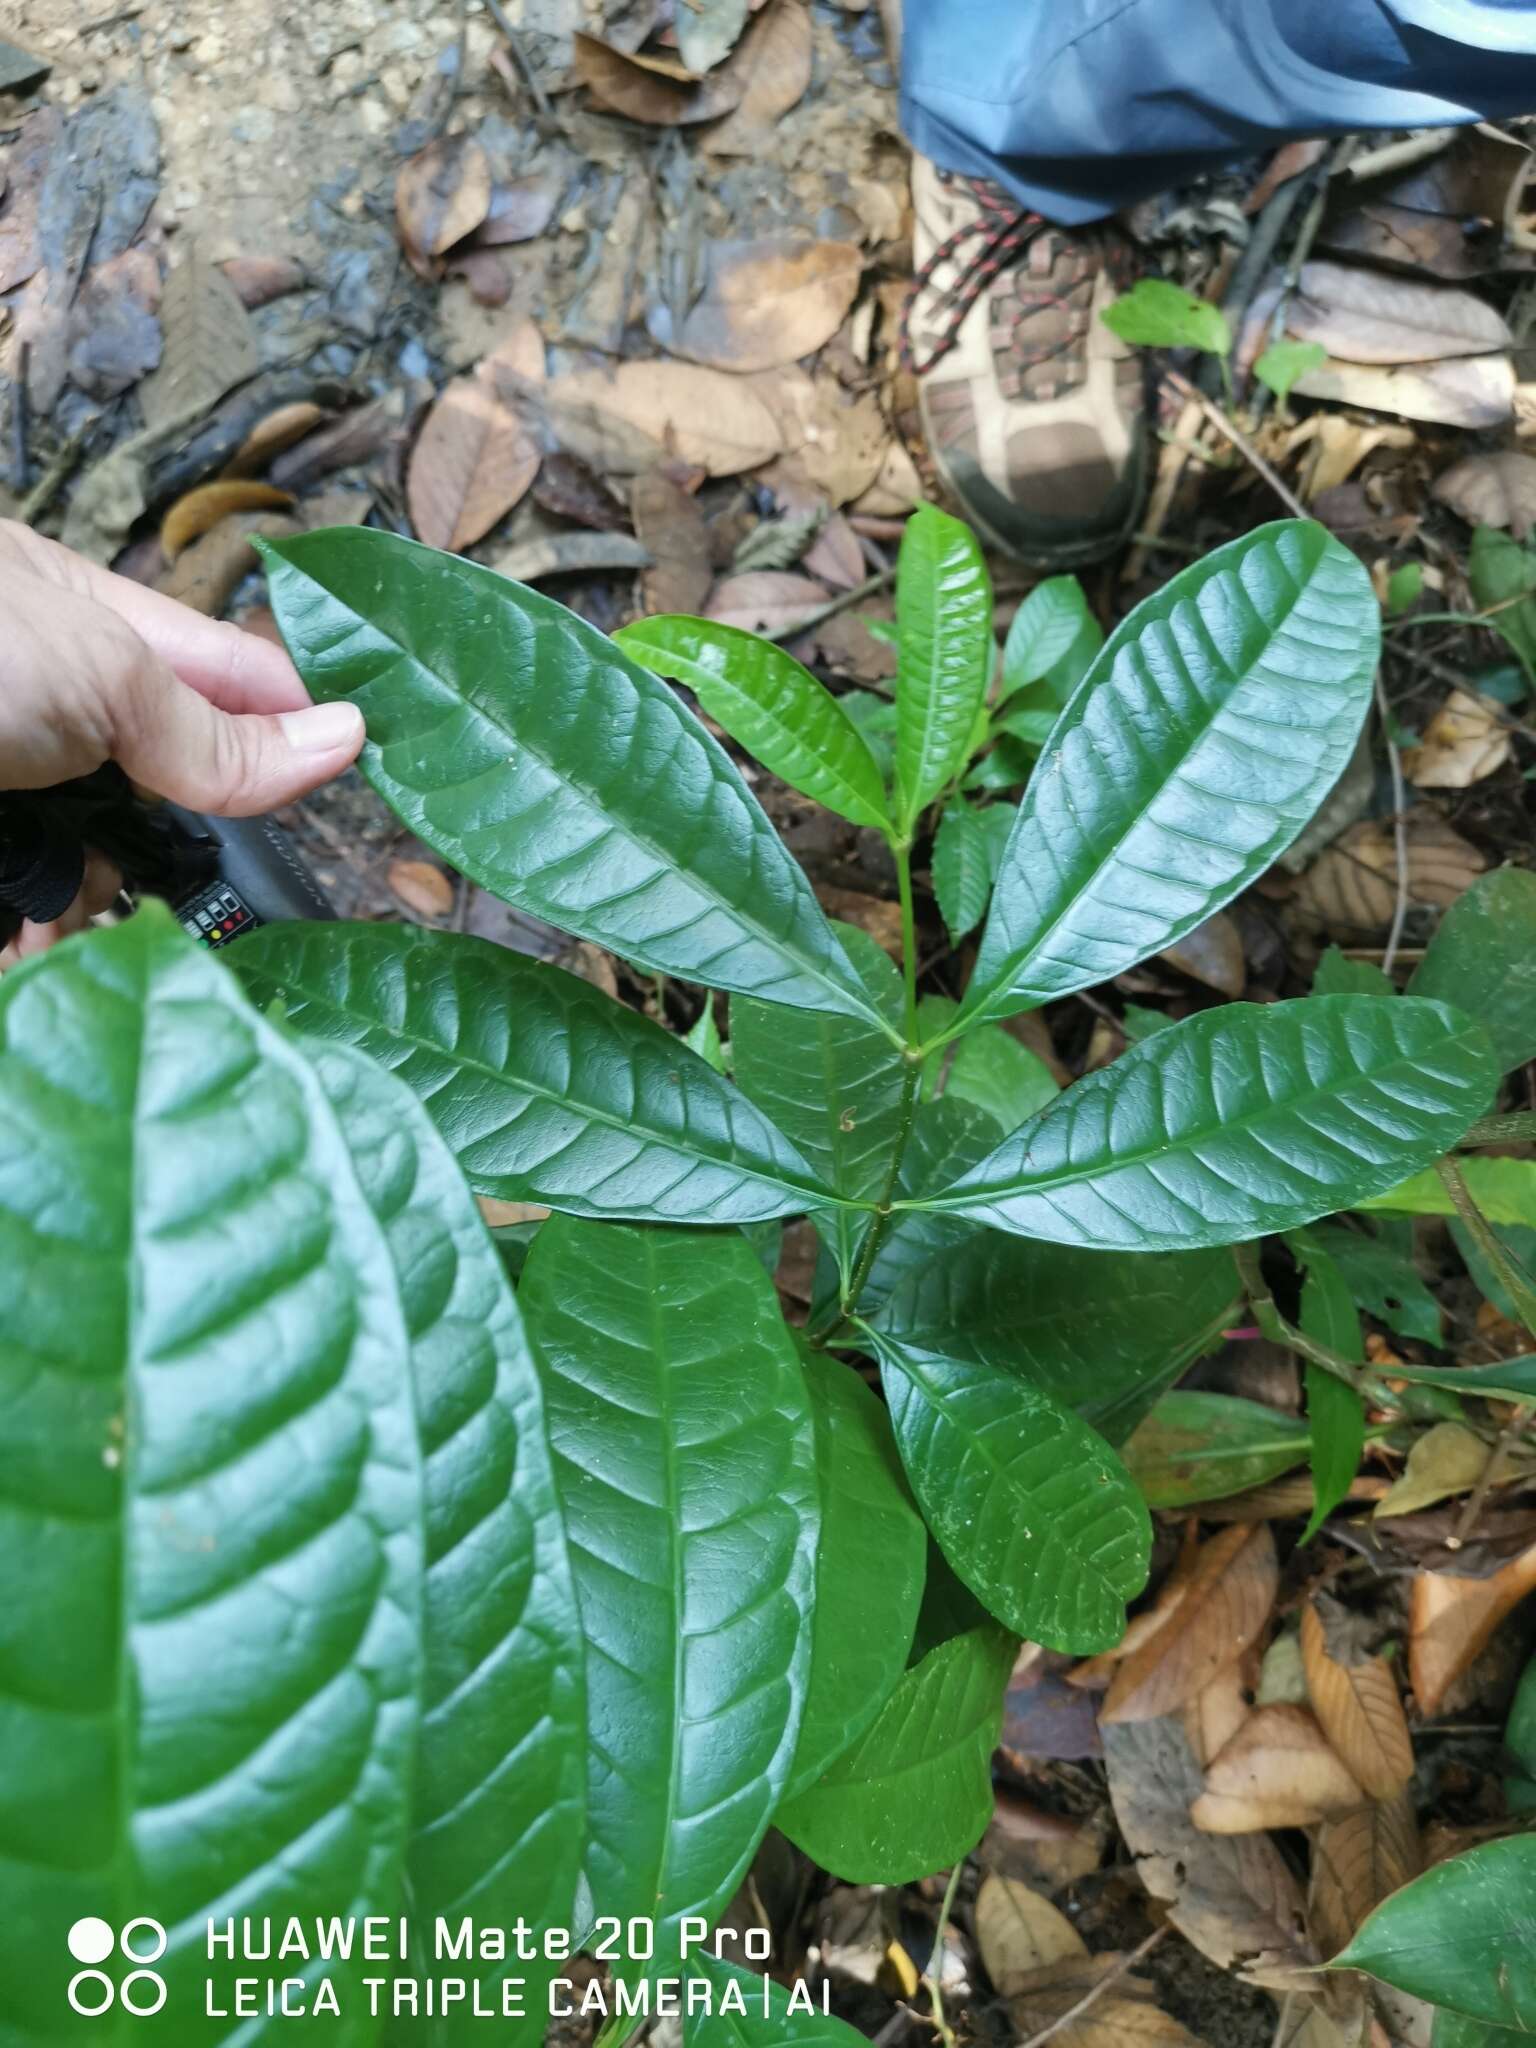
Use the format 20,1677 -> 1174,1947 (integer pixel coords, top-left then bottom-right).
248,944 -> 855,1213
907,1012 -> 1472,1214
298,569 -> 886,1033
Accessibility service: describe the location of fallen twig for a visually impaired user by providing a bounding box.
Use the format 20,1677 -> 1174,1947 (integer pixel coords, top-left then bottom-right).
1015,1926 -> 1170,2048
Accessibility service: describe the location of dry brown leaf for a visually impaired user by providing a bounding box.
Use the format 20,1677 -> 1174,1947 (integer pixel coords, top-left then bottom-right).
490,533 -> 653,584
1006,1957 -> 1207,2048
1290,262 -> 1512,363
160,481 -> 295,563
533,453 -> 628,532
1433,448 -> 1536,538
155,513 -> 302,616
1184,1651 -> 1258,1769
651,237 -> 862,373
1071,1525 -> 1202,1689
395,133 -> 491,263
1375,1420 -> 1491,1518
973,1873 -> 1085,1996
1200,1474 -> 1388,1522
408,374 -> 540,553
758,368 -> 893,506
1246,140 -> 1329,215
1403,689 -> 1513,789
302,488 -> 375,530
851,437 -> 924,517
1191,1705 -> 1363,1834
704,0 -> 813,155
477,1197 -> 551,1229
707,571 -> 830,633
547,362 -> 782,478
447,248 -> 512,308
270,390 -> 419,492
1160,910 -> 1245,996
574,31 -> 746,123
815,885 -> 903,958
1276,414 -> 1417,501
1103,1715 -> 1309,1982
1102,1525 -> 1278,1725
472,175 -> 560,247
1291,353 -> 1514,430
1309,1791 -> 1421,1961
1300,1601 -> 1413,1800
1289,809 -> 1485,939
220,255 -> 306,309
1409,1536 -> 1536,1712
389,859 -> 455,920
222,401 -> 333,480
139,246 -> 260,436
802,513 -> 865,591
632,472 -> 713,616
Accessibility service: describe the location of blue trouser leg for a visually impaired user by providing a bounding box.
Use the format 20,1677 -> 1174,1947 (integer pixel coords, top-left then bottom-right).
900,0 -> 1536,226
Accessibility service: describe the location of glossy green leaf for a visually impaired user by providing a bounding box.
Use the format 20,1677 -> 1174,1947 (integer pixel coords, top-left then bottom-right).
1411,868 -> 1536,1074
1387,561 -> 1425,616
235,922 -> 839,1225
258,528 -> 885,1028
517,1216 -> 818,1966
1469,525 -> 1536,683
1431,2013 -> 1528,2048
1362,1156 -> 1536,1228
869,1331 -> 1152,1653
893,505 -> 994,828
1504,1652 -> 1536,1815
1367,1355 -> 1536,1402
1254,338 -> 1327,403
1102,279 -> 1231,355
858,1094 -> 1003,1312
0,909 -> 424,2027
615,615 -> 893,834
683,1953 -> 871,2048
1333,1835 -> 1536,2030
1123,1393 -> 1312,1508
910,998 -> 1497,1252
1313,945 -> 1394,998
776,1625 -> 1014,1883
962,522 -> 1380,1027
306,1038 -> 584,2027
932,802 -> 1015,941
874,1229 -> 1237,1445
684,998 -> 727,1073
941,1023 -> 1058,1130
1001,574 -> 1099,699
785,1346 -> 926,1800
1291,1236 -> 1367,1542
1301,1222 -> 1442,1345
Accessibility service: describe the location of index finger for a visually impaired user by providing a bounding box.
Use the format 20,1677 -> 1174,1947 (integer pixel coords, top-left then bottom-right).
0,521 -> 312,715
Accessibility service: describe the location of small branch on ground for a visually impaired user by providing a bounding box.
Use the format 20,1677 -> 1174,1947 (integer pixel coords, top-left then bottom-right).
1016,1926 -> 1170,2048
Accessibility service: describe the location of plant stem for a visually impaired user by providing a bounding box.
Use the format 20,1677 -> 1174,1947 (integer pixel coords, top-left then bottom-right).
763,567 -> 897,645
895,840 -> 920,1046
1017,1926 -> 1169,2048
1232,1241 -> 1377,1397
924,1860 -> 965,2048
839,1055 -> 922,1319
1436,1156 -> 1536,1339
1461,1111 -> 1536,1147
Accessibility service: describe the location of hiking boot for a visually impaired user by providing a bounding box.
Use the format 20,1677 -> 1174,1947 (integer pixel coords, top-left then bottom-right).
904,157 -> 1149,568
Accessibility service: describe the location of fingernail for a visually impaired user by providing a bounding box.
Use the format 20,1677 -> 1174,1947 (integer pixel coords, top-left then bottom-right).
279,701 -> 364,753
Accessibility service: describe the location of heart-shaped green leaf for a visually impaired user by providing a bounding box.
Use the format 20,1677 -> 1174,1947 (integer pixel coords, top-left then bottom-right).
932,802 -> 1016,942
258,528 -> 886,1029
615,616 -> 893,834
963,521 -> 1380,1027
776,1625 -> 1014,1884
785,1345 -> 926,1800
893,505 -> 993,830
0,909 -> 424,2023
873,1221 -> 1235,1442
869,1332 -> 1152,1653
1000,574 -> 1099,700
518,1216 -> 818,1967
1333,1836 -> 1536,2030
235,921 -> 840,1225
909,997 -> 1496,1251
306,1037 -> 585,2031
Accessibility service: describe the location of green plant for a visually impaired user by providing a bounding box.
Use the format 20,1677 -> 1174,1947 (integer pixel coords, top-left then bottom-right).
0,508 -> 1504,2039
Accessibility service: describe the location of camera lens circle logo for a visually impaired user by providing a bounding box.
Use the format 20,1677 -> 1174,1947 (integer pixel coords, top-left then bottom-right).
68,1918 -> 168,2017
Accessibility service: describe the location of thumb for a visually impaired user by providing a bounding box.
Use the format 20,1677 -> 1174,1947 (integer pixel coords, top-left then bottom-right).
110,644 -> 365,815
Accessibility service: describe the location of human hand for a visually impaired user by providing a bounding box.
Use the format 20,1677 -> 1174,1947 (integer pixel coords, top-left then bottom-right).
0,521 -> 364,964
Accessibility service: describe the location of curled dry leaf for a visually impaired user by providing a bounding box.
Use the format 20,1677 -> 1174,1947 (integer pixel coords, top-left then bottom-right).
1102,1525 -> 1278,1725
758,369 -> 893,507
1375,1420 -> 1491,1518
1190,1704 -> 1363,1834
1184,1651 -> 1259,1769
395,132 -> 492,263
1290,262 -> 1512,363
1289,809 -> 1486,939
160,481 -> 295,563
852,437 -> 925,518
574,31 -> 746,124
632,471 -> 713,616
1290,353 -> 1514,430
222,401 -> 332,480
707,570 -> 831,634
973,1872 -> 1085,1997
388,859 -> 456,921
1433,449 -> 1536,539
1403,689 -> 1513,789
269,390 -> 417,491
1409,1536 -> 1536,1713
1103,1715 -> 1309,1983
649,236 -> 863,373
408,373 -> 540,552
1309,1789 -> 1421,1960
155,513 -> 302,616
472,175 -> 560,248
1282,414 -> 1417,501
1299,1600 -> 1413,1801
704,0 -> 813,156
219,254 -> 306,309
546,361 -> 782,478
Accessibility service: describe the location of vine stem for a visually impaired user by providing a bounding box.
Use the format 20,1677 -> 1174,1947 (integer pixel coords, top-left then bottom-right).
924,1860 -> 965,2048
1231,1241 -> 1376,1398
1436,1156 -> 1536,1339
1461,1111 -> 1536,1147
